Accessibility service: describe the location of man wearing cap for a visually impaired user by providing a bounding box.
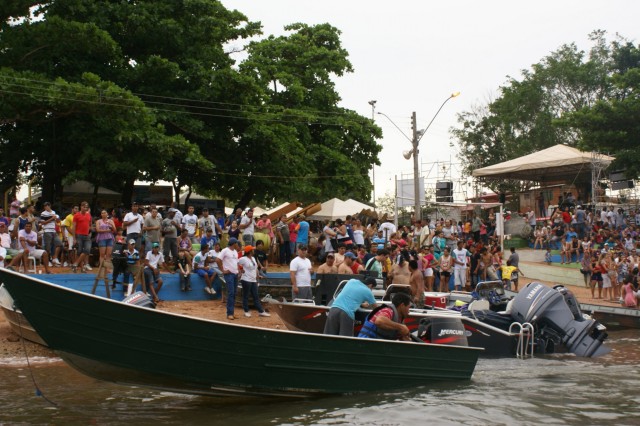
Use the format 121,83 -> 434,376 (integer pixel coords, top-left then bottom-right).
123,202 -> 144,252
122,239 -> 140,292
340,251 -> 363,275
143,242 -> 172,304
216,237 -> 240,320
316,253 -> 338,274
290,244 -> 313,300
323,277 -> 377,336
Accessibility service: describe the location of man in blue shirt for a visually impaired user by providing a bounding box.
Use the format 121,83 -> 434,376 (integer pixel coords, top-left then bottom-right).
323,277 -> 377,336
295,215 -> 310,250
200,227 -> 217,250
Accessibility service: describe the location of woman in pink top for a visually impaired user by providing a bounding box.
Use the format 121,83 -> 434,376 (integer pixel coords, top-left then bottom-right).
622,277 -> 637,308
95,210 -> 116,268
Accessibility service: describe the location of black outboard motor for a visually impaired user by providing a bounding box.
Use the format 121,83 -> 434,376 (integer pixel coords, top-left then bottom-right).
416,317 -> 468,346
510,282 -> 608,357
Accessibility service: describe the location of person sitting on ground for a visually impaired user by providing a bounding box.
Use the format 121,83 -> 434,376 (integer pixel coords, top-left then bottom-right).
357,292 -> 412,341
7,222 -> 51,273
142,242 -> 173,304
176,249 -> 192,292
193,244 -> 216,295
317,253 -> 338,274
324,277 -> 377,336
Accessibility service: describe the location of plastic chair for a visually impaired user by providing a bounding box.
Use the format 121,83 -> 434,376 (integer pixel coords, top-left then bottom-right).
27,255 -> 37,273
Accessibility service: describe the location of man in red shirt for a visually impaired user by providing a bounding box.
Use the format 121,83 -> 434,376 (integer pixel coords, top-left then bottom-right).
72,201 -> 93,272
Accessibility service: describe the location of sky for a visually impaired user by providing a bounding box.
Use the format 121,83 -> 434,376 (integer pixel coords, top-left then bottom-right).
220,0 -> 640,204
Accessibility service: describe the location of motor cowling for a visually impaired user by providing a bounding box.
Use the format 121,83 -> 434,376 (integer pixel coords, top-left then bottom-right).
509,282 -> 608,357
416,317 -> 468,346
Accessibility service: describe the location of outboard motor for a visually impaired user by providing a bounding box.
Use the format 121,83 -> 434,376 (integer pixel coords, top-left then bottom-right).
416,317 -> 468,346
510,282 -> 608,357
122,291 -> 156,309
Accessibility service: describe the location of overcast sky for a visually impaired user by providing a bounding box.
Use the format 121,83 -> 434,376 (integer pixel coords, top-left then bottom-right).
221,0 -> 639,203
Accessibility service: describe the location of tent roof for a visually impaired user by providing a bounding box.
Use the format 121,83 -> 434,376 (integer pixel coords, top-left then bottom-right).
307,198 -> 375,221
344,198 -> 374,212
472,144 -> 614,182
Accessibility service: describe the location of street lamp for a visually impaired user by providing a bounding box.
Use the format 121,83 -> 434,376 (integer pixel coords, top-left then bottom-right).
368,100 -> 377,210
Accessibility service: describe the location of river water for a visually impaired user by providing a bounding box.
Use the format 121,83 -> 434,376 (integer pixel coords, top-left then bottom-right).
1,329 -> 639,426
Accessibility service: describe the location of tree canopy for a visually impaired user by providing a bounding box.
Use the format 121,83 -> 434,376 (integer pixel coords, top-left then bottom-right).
0,1 -> 381,209
452,30 -> 639,194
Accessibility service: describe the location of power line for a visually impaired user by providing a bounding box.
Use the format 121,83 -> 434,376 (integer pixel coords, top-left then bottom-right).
0,73 -> 373,122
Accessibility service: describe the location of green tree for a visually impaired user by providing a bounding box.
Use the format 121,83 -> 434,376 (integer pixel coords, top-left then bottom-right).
233,23 -> 382,207
567,39 -> 640,177
452,31 -> 618,196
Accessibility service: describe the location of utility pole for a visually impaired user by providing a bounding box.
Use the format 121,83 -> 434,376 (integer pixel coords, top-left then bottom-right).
368,100 -> 377,211
411,111 -> 420,222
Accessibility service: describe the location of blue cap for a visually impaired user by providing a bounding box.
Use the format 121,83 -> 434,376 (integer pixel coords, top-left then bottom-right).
344,252 -> 357,259
228,237 -> 238,246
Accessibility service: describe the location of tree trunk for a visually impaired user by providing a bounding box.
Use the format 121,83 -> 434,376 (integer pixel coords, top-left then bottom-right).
235,187 -> 255,212
121,177 -> 135,207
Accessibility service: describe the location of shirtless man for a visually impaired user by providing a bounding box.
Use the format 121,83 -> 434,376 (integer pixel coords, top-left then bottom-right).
337,252 -> 357,274
389,256 -> 411,284
409,259 -> 425,308
316,253 -> 338,274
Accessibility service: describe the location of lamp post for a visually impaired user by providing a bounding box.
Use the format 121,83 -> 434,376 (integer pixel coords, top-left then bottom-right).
377,92 -> 459,222
368,100 -> 377,210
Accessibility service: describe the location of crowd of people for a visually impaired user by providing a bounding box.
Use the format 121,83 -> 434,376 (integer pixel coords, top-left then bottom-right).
2,196 -> 639,315
530,204 -> 640,307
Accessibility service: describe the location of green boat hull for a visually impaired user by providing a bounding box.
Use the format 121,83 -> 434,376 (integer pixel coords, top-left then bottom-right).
0,270 -> 480,397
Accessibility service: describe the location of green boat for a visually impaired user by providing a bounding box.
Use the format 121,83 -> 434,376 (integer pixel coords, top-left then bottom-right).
0,269 -> 481,397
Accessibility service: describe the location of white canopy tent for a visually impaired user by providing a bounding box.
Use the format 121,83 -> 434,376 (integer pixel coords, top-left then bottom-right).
307,198 -> 375,221
472,144 -> 614,183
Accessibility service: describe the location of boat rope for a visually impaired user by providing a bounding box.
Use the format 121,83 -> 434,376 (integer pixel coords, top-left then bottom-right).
15,310 -> 58,407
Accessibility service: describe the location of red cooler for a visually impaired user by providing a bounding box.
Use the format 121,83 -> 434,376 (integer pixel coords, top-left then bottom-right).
424,292 -> 449,308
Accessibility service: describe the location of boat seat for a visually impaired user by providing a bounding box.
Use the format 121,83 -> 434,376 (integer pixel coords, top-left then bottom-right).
468,300 -> 490,320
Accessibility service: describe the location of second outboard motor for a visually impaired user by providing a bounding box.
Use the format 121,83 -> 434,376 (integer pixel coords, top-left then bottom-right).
122,291 -> 156,309
416,317 -> 468,346
510,282 -> 608,357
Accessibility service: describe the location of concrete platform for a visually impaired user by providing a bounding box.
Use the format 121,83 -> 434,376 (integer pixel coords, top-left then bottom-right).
510,248 -> 584,286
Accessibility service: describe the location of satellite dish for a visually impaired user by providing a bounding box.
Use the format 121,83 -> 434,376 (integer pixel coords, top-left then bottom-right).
402,150 -> 413,160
